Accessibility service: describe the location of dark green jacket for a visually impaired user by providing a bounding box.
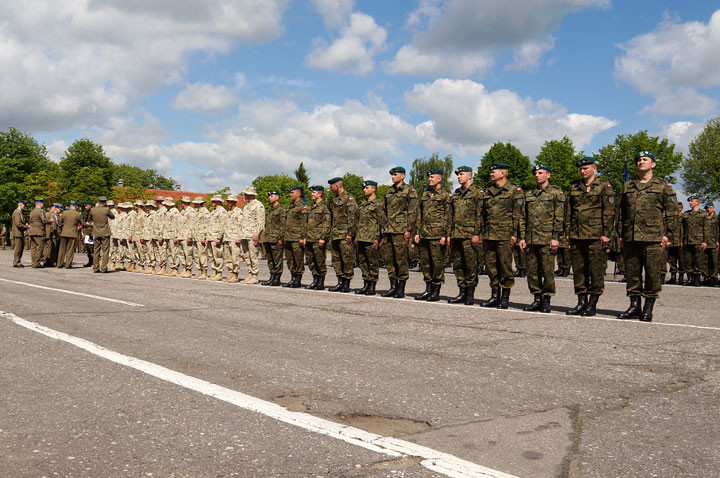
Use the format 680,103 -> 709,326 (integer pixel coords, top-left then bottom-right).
482,181 -> 524,241
617,176 -> 678,243
523,184 -> 565,245
261,203 -> 286,243
383,182 -> 417,234
682,209 -> 708,245
450,183 -> 483,239
330,191 -> 358,240
356,198 -> 386,243
418,188 -> 451,239
283,201 -> 307,242
565,177 -> 615,240
304,201 -> 331,242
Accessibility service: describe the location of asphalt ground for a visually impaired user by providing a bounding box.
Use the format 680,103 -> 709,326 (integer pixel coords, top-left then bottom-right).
1,248 -> 718,477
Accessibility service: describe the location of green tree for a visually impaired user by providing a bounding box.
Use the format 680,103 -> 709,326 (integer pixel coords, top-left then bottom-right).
341,172 -> 364,201
535,136 -> 582,192
409,153 -> 454,195
294,162 -> 311,190
596,130 -> 683,194
112,163 -> 176,190
60,139 -> 114,202
681,117 -> 720,200
252,174 -> 298,208
376,184 -> 389,202
474,142 -> 534,190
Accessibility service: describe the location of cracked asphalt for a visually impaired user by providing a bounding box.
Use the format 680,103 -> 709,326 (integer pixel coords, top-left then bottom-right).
1,248 -> 718,477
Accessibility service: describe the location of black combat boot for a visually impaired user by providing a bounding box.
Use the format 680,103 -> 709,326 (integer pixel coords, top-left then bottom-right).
270,273 -> 282,286
315,276 -> 325,290
617,296 -> 641,320
365,281 -> 376,295
554,266 -> 563,276
381,279 -> 397,297
394,280 -> 406,298
339,277 -> 351,292
561,267 -> 570,277
639,297 -> 655,322
427,284 -> 441,302
260,273 -> 274,285
415,282 -> 433,300
498,288 -> 511,309
692,273 -> 702,287
566,294 -> 587,315
328,277 -> 344,292
305,275 -> 319,290
355,280 -> 369,294
540,295 -> 551,313
448,287 -> 466,304
666,272 -> 677,284
581,294 -> 599,316
291,273 -> 303,288
282,273 -> 297,287
477,265 -> 485,276
464,286 -> 475,305
523,294 -> 543,311
482,287 -> 500,307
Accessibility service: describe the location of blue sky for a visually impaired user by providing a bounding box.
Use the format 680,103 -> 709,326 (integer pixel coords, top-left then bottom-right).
1,0 -> 718,193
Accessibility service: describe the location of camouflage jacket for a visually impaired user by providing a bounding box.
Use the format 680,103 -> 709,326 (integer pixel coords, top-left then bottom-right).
162,207 -> 180,239
481,181 -> 524,241
356,198 -> 386,243
418,187 -> 451,239
617,176 -> 679,243
206,205 -> 228,241
152,207 -> 166,238
284,201 -> 308,242
141,210 -> 155,241
705,213 -> 718,245
304,200 -> 331,242
223,207 -> 243,242
450,183 -> 483,239
261,203 -> 286,243
330,190 -> 358,239
523,184 -> 565,245
384,182 -> 417,234
565,177 -> 615,240
682,209 -> 708,245
192,207 -> 210,242
239,199 -> 265,240
179,206 -> 195,239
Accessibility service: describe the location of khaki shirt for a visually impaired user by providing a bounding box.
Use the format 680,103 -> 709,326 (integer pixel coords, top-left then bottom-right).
565,177 -> 615,240
90,206 -> 114,238
207,205 -> 228,241
193,207 -> 210,242
12,208 -> 27,238
162,207 -> 180,239
617,176 -> 678,243
523,184 -> 565,245
239,199 -> 265,240
142,210 -> 155,241
223,206 -> 243,242
59,209 -> 83,238
28,207 -> 48,236
179,207 -> 196,239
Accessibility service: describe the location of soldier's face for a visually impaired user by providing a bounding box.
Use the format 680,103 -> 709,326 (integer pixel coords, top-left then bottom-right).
227,201 -> 237,209
678,204 -> 683,212
311,190 -> 323,201
579,165 -> 596,180
391,172 -> 404,184
534,169 -> 550,184
689,199 -> 699,208
489,169 -> 505,182
269,194 -> 279,204
363,185 -> 375,197
289,190 -> 301,201
456,171 -> 472,184
636,157 -> 655,172
707,206 -> 715,214
428,174 -> 442,187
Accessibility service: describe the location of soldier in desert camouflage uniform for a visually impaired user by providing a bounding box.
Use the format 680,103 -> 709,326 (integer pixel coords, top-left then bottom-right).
207,195 -> 228,281
222,195 -> 243,282
239,186 -> 265,284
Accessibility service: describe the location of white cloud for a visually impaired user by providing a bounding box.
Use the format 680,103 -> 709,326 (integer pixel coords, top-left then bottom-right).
615,9 -> 720,117
47,140 -> 68,163
312,0 -> 355,28
171,82 -> 239,112
661,121 -> 704,153
385,44 -> 494,77
508,35 -> 556,72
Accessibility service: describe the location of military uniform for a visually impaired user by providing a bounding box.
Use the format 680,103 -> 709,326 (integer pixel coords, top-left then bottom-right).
28,203 -> 48,267
283,199 -> 308,283
90,200 -> 114,272
192,198 -> 210,278
703,209 -> 718,284
416,183 -> 452,302
43,207 -> 60,266
239,192 -> 265,284
163,202 -> 181,275
449,180 -> 483,303
223,200 -> 243,282
356,194 -> 386,289
11,204 -> 28,266
261,196 -> 286,286
153,203 -> 167,273
382,177 -> 417,297
207,199 -> 228,280
130,202 -> 146,271
304,195 -> 331,287
114,207 -> 129,269
177,201 -> 195,277
329,185 -> 359,290
108,203 -> 120,267
57,206 -> 83,268
141,203 -> 157,272
682,208 -> 708,281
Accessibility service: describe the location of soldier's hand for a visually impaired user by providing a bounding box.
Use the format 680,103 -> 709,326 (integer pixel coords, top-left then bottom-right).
235,240 -> 241,245
299,239 -> 306,247
278,240 -> 283,247
373,239 -> 379,249
318,239 -> 325,247
414,234 -> 420,244
519,239 -> 527,250
187,238 -> 191,245
173,238 -> 179,244
549,239 -> 559,253
404,231 -> 411,243
702,242 -> 708,251
252,236 -> 259,246
215,239 -> 221,246
661,236 -> 669,249
440,237 -> 446,246
510,236 -> 517,247
471,235 -> 479,248
345,235 -> 352,243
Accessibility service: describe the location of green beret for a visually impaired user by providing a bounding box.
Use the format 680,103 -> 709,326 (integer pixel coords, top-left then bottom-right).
677,201 -> 683,206
704,202 -> 714,208
634,150 -> 655,161
328,177 -> 342,185
687,195 -> 699,201
489,163 -> 509,171
389,166 -> 405,174
576,156 -> 595,167
427,168 -> 443,176
454,166 -> 472,174
363,180 -> 378,187
309,185 -> 325,192
267,189 -> 280,196
533,163 -> 552,173
289,185 -> 303,192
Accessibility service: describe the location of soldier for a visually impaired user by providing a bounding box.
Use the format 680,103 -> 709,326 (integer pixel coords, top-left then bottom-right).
28,199 -> 48,268
519,164 -> 565,313
141,200 -> 157,273
207,195 -> 228,281
115,203 -> 131,271
681,195 -> 708,287
82,202 -> 94,267
382,166 -> 417,298
91,196 -> 114,272
327,177 -> 358,293
191,197 -> 210,279
128,200 -> 146,273
702,202 -> 718,286
414,169 -> 452,302
152,198 -> 168,274
120,202 -> 135,271
222,195 -> 243,282
239,186 -> 265,284
303,185 -> 331,290
480,164 -> 524,309
178,196 -> 195,278
11,200 -> 28,267
283,185 -> 308,288
448,166 -> 483,305
666,202 -> 685,284
57,201 -> 83,268
564,157 -> 614,317
107,200 -> 120,270
355,180 -> 386,296
43,204 -> 60,266
260,190 -> 286,286
162,199 -> 181,276
616,151 -> 679,321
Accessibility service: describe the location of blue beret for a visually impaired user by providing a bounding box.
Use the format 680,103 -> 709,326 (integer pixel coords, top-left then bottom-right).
328,177 -> 343,185
35,198 -> 44,203
310,185 -> 325,192
635,150 -> 655,161
18,200 -> 27,205
677,201 -> 683,206
489,163 -> 509,171
289,185 -> 303,192
427,168 -> 443,176
363,180 -> 378,187
454,166 -> 472,174
267,189 -> 280,196
533,163 -> 552,173
389,166 -> 405,174
576,156 -> 595,167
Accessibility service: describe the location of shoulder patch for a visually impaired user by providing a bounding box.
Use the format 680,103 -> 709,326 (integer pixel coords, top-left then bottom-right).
607,184 -> 612,188
559,191 -> 564,194
348,197 -> 354,201
411,189 -> 415,193
516,187 -> 522,191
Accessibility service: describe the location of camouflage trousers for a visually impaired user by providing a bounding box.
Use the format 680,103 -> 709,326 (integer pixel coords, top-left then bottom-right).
624,241 -> 664,299
110,238 -> 118,263
146,241 -> 158,268
331,238 -> 355,279
556,247 -> 571,269
682,244 -> 706,275
29,235 -> 44,266
209,240 -> 224,274
513,244 -> 526,270
484,239 -> 514,289
192,241 -> 208,272
570,239 -> 606,296
240,239 -> 260,275
450,238 -> 478,287
665,246 -> 682,273
133,240 -> 146,266
357,241 -> 380,281
263,242 -> 284,275
179,240 -> 193,271
57,237 -> 77,268
304,241 -> 327,277
155,239 -> 168,268
382,233 -> 410,281
284,241 -> 304,274
704,247 -> 718,278
525,244 -> 556,296
418,238 -> 446,284
476,240 -> 485,269
223,241 -> 242,274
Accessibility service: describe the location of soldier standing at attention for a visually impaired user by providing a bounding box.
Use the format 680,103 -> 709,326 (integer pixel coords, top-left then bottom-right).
702,202 -> 718,286
129,200 -> 145,273
327,177 -> 358,293
616,151 -> 679,321
303,185 -> 331,291
382,167 -> 417,298
448,166 -> 483,305
91,196 -> 114,273
207,195 -> 228,281
57,201 -> 83,268
191,197 -> 210,279
43,204 -> 60,267
28,199 -> 48,268
178,196 -> 195,278
152,198 -> 167,275
11,200 -> 28,267
283,185 -> 308,288
115,203 -> 130,271
414,169 -> 452,302
82,202 -> 94,267
107,200 -> 119,270
680,196 -> 708,287
355,180 -> 386,296
141,201 -> 157,273
162,199 -> 181,277
121,202 -> 135,271
239,186 -> 265,284
261,190 -> 286,287
564,157 -> 614,317
519,164 -> 565,313
222,195 -> 243,282
480,164 -> 524,309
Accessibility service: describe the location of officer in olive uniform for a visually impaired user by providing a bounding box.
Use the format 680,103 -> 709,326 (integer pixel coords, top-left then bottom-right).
519,164 -> 565,313
28,199 -> 48,267
261,190 -> 286,286
327,177 -> 359,293
414,169 -> 452,302
43,204 -> 60,266
82,202 -> 94,267
617,151 -> 680,321
355,180 -> 386,296
91,196 -> 115,272
303,185 -> 331,290
681,195 -> 708,287
702,202 -> 718,286
448,166 -> 483,305
381,166 -> 417,298
564,157 -> 614,317
283,185 -> 308,288
481,163 -> 524,309
11,200 -> 28,267
57,201 -> 83,268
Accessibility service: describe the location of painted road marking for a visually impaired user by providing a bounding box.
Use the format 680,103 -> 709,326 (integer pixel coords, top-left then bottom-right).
0,277 -> 143,307
2,311 -> 517,478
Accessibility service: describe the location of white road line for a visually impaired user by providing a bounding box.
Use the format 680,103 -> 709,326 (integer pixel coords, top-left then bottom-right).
1,311 -> 517,478
0,277 -> 143,307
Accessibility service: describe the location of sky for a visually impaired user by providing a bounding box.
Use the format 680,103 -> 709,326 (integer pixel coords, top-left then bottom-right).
1,0 -> 719,194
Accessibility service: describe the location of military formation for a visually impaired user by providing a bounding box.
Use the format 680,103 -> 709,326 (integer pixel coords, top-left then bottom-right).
8,151 -> 720,323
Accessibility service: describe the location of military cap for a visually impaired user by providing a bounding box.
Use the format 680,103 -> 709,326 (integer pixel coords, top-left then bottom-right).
328,177 -> 343,185
122,202 -> 134,208
427,168 -> 443,176
210,195 -> 223,202
34,198 -> 44,203
687,195 -> 699,201
576,156 -> 596,167
52,203 -> 62,208
134,200 -> 145,206
533,163 -> 552,173
145,200 -> 157,207
704,202 -> 714,208
454,166 -> 472,174
389,166 -> 406,174
192,197 -> 205,204
289,185 -> 303,192
70,201 -> 79,206
677,201 -> 683,206
180,195 -> 191,203
84,201 -> 93,205
634,150 -> 655,161
489,163 -> 509,171
226,195 -> 238,202
162,198 -> 175,207
309,185 -> 325,192
267,189 -> 280,196
155,196 -> 165,202
243,186 -> 258,196
18,200 -> 27,205
107,200 -> 115,206
363,180 -> 378,187
97,196 -> 107,202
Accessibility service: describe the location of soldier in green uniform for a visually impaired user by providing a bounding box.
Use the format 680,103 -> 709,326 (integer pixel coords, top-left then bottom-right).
702,202 -> 718,286
681,195 -> 708,287
90,196 -> 115,272
480,163 -> 524,309
28,199 -> 48,268
617,151 -> 680,321
666,202 -> 684,284
355,180 -> 386,296
564,157 -> 614,316
513,244 -> 526,277
519,164 -> 565,313
414,169 -> 452,302
11,200 -> 28,267
327,177 -> 358,293
303,185 -> 331,290
283,185 -> 308,288
448,166 -> 483,305
57,201 -> 83,268
261,190 -> 286,287
381,166 -> 417,298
